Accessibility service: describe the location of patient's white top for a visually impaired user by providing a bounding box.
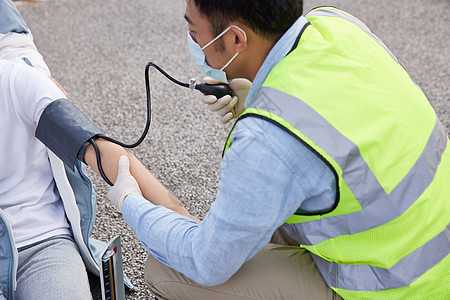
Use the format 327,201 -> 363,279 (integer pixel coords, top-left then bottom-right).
0,60 -> 70,248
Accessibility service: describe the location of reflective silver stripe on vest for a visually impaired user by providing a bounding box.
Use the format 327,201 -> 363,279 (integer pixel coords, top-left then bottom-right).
312,222 -> 450,291
306,8 -> 399,64
255,86 -> 447,245
253,86 -> 450,291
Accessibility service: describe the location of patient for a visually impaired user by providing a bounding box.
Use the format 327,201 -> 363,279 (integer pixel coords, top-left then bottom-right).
0,1 -> 195,299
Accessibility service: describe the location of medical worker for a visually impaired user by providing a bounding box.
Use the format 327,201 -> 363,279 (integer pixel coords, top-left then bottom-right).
108,0 -> 450,299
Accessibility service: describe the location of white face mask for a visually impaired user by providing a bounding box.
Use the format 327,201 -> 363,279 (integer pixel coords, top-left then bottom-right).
188,25 -> 247,83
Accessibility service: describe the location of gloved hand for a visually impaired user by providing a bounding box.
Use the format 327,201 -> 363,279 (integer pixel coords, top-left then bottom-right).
201,77 -> 251,124
107,155 -> 142,212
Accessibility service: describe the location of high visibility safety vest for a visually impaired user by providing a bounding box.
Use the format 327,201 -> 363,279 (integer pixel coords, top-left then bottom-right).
224,7 -> 450,299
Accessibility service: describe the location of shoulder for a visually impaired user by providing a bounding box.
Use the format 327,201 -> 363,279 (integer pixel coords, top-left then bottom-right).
0,58 -> 19,75
0,59 -> 44,84
228,115 -> 331,175
1,60 -> 65,123
0,59 -> 24,93
8,60 -> 63,99
230,116 -> 315,166
230,115 -> 305,158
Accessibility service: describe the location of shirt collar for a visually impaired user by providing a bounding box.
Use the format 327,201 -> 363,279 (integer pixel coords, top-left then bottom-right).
246,16 -> 309,106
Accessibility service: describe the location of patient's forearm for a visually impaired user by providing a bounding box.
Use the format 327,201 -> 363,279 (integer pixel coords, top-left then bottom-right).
84,139 -> 199,222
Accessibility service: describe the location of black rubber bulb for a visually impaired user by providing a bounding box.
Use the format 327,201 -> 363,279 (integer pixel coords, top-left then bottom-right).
195,83 -> 233,99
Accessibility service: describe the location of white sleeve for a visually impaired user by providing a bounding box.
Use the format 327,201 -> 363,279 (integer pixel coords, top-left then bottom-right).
10,63 -> 65,125
0,32 -> 51,76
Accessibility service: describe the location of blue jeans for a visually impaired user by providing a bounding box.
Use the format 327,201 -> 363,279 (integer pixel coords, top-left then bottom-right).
14,235 -> 92,300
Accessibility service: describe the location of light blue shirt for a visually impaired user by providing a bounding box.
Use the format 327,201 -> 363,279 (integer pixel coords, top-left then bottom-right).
0,0 -> 29,34
123,16 -> 336,286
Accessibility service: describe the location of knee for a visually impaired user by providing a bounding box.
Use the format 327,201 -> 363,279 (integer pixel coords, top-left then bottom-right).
144,254 -> 157,286
144,254 -> 169,298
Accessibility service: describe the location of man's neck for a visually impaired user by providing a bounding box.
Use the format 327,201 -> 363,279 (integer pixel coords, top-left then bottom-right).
243,37 -> 277,82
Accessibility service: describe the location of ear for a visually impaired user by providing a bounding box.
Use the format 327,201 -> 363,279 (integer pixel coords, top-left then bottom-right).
229,25 -> 248,53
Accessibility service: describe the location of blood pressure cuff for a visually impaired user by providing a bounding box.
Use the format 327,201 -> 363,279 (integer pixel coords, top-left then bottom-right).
36,99 -> 104,170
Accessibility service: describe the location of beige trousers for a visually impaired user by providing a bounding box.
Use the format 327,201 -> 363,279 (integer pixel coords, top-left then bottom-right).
144,228 -> 342,300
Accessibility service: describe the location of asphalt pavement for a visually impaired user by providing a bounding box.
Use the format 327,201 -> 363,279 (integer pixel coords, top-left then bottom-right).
17,0 -> 450,299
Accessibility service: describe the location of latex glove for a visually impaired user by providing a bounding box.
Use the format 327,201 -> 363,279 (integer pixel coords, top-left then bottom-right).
107,156 -> 142,212
202,77 -> 251,124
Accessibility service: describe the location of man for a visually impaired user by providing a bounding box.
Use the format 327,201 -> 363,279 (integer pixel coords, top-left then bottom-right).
108,0 -> 450,299
0,1 -> 195,299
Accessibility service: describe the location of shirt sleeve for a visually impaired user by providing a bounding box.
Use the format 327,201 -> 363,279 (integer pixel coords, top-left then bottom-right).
122,117 -> 336,286
10,63 -> 65,126
0,32 -> 51,76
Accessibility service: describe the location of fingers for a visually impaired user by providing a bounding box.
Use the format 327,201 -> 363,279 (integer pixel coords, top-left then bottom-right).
201,94 -> 230,111
202,95 -> 217,105
220,112 -> 234,124
117,155 -> 131,177
228,78 -> 251,91
216,96 -> 238,116
200,94 -> 239,124
207,95 -> 232,112
206,95 -> 238,114
218,96 -> 238,124
203,76 -> 223,85
200,78 -> 242,124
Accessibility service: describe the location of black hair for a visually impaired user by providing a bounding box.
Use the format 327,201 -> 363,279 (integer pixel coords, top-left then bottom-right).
192,0 -> 303,40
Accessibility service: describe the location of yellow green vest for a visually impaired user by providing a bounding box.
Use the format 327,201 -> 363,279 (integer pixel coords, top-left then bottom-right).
224,7 -> 450,299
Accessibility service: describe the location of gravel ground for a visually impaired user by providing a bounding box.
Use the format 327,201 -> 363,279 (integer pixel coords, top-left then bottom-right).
16,0 -> 450,299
